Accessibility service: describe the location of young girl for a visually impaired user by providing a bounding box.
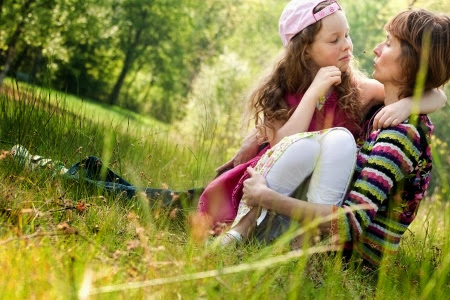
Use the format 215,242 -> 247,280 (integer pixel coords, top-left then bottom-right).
234,8 -> 449,266
198,0 -> 445,238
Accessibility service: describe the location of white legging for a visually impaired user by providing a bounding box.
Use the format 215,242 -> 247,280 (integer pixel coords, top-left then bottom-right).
231,127 -> 357,228
266,127 -> 357,205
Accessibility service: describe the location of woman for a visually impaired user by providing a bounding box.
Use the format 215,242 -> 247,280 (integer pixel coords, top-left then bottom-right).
237,9 -> 450,265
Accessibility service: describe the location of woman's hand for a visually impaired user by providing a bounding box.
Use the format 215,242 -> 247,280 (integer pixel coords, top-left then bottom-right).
243,167 -> 269,207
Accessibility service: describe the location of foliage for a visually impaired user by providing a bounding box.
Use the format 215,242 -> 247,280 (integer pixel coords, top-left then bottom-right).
341,0 -> 398,74
1,0 -> 449,188
427,85 -> 450,198
1,0 -> 448,126
0,0 -> 242,122
176,50 -> 251,160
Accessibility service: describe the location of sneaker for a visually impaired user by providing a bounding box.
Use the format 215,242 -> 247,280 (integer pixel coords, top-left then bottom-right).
11,144 -> 68,174
207,229 -> 243,249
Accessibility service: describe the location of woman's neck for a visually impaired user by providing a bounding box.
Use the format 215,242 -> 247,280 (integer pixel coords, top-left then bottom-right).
383,84 -> 400,105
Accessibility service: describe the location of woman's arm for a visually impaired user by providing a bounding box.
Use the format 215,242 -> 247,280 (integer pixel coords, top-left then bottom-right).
243,167 -> 334,232
326,121 -> 428,265
244,122 -> 423,239
215,128 -> 261,174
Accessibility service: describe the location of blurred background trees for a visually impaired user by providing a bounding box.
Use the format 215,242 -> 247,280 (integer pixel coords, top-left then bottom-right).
0,0 -> 240,122
1,0 -> 448,193
1,0 -> 447,121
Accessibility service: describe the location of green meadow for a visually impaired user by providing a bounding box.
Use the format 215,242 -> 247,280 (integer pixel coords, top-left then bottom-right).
0,78 -> 449,299
1,0 -> 449,298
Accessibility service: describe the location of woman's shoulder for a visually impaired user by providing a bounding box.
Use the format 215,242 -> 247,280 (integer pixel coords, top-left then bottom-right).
377,115 -> 433,137
357,78 -> 385,110
395,115 -> 434,138
373,115 -> 433,159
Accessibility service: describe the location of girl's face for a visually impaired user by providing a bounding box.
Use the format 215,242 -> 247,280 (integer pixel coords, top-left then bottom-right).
373,33 -> 402,85
307,10 -> 353,72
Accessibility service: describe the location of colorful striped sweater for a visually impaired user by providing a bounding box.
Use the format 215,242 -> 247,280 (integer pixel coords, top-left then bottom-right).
332,115 -> 434,265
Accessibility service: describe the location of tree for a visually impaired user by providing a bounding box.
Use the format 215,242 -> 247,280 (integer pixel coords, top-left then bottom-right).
0,0 -> 84,85
107,0 -> 178,106
51,0 -> 117,100
107,0 -> 241,122
0,0 -> 38,85
1,0 -> 241,122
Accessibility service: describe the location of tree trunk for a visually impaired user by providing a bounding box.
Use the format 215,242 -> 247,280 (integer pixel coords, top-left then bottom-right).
9,46 -> 28,75
0,0 -> 36,86
108,28 -> 143,105
0,47 -> 15,84
108,55 -> 132,105
30,48 -> 43,83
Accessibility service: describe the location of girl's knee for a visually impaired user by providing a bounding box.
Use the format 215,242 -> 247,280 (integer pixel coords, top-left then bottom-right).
290,138 -> 320,159
322,128 -> 356,154
280,139 -> 320,171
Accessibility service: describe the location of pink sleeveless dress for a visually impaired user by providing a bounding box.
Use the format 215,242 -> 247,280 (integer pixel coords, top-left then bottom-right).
197,90 -> 360,227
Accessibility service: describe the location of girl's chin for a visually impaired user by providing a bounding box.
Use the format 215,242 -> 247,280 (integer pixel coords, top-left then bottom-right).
339,65 -> 350,73
337,62 -> 350,72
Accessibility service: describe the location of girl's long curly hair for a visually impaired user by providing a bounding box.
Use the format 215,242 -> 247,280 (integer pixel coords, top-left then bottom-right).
249,1 -> 364,143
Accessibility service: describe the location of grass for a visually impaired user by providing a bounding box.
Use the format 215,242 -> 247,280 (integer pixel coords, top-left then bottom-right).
0,82 -> 449,299
1,77 -> 168,136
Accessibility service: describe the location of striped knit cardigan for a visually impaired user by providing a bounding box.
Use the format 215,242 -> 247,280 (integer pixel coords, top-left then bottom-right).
332,115 -> 434,265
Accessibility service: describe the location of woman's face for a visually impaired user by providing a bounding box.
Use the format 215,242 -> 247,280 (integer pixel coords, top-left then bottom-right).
373,32 -> 403,84
307,10 -> 353,72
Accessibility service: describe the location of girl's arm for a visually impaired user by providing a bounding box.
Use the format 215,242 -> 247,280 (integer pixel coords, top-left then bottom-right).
269,66 -> 342,146
372,88 -> 446,130
362,79 -> 447,130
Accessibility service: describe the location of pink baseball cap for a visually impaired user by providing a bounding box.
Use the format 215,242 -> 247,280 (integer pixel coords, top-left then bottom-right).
279,0 -> 342,47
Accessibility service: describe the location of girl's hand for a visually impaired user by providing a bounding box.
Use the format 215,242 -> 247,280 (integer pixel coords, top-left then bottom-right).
372,89 -> 447,131
372,100 -> 411,130
243,167 -> 269,207
307,66 -> 342,99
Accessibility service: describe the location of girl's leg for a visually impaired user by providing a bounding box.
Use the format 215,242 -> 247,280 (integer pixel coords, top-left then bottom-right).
264,138 -> 320,195
289,128 -> 357,248
225,137 -> 321,243
238,128 -> 356,245
306,128 -> 357,205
